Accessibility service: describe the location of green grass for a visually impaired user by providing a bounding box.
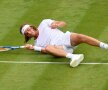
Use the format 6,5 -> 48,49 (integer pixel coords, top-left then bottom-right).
0,0 -> 108,90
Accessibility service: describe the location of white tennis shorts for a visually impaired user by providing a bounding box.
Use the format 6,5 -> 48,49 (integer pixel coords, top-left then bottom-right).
51,31 -> 76,53
62,31 -> 77,53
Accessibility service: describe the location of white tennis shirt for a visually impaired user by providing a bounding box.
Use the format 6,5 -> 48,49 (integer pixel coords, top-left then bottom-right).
35,19 -> 72,48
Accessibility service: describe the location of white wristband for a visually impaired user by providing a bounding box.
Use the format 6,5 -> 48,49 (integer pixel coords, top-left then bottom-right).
34,46 -> 42,51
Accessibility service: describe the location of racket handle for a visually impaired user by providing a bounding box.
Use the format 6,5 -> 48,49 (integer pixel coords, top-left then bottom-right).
20,46 -> 25,48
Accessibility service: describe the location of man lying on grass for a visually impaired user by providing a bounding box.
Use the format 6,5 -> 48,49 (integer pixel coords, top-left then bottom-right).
19,19 -> 108,67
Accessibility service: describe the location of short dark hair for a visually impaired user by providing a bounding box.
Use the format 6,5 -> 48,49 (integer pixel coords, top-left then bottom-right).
19,24 -> 37,43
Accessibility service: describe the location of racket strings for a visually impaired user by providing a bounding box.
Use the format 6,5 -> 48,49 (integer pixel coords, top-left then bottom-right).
0,48 -> 10,52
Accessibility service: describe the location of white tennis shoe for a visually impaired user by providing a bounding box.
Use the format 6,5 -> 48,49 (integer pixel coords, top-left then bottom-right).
70,54 -> 84,67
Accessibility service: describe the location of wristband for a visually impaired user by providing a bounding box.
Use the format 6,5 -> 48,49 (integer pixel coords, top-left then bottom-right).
34,46 -> 42,51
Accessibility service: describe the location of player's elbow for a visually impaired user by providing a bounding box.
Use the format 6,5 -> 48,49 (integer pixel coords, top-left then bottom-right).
61,21 -> 66,25
58,21 -> 66,27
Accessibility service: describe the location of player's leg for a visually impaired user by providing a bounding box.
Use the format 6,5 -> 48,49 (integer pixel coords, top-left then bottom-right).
45,45 -> 68,57
70,33 -> 108,49
45,45 -> 84,67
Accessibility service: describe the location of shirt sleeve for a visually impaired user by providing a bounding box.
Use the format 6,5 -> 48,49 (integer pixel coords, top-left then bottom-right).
38,19 -> 54,30
44,19 -> 55,26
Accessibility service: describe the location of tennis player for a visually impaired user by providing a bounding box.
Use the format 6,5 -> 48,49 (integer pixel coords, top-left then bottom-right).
19,19 -> 108,67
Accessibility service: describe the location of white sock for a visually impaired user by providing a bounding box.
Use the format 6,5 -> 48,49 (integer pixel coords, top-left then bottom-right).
66,53 -> 74,59
100,42 -> 108,49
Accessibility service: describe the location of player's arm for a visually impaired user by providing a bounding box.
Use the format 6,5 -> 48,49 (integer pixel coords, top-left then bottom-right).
24,44 -> 47,53
50,21 -> 66,29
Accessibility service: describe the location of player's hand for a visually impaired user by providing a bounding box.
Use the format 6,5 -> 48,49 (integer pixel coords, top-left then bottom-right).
24,44 -> 34,50
51,21 -> 66,29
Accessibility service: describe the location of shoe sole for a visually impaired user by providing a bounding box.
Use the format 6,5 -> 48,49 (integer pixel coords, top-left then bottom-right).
70,54 -> 84,67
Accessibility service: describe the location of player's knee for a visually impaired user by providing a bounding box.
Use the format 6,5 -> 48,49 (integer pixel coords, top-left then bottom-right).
72,33 -> 83,42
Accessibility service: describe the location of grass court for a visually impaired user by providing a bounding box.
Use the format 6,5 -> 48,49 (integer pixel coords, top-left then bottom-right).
0,0 -> 108,90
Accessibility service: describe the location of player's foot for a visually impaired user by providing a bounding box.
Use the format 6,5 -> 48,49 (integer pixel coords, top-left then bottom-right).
70,54 -> 84,67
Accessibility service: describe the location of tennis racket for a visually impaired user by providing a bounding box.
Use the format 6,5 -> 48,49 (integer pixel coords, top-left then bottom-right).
0,46 -> 25,52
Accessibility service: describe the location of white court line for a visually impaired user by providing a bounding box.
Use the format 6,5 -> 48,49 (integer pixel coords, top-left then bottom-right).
0,61 -> 108,65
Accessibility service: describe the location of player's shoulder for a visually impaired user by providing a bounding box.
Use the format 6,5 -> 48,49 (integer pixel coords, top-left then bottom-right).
39,19 -> 54,26
41,19 -> 52,23
38,19 -> 52,29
